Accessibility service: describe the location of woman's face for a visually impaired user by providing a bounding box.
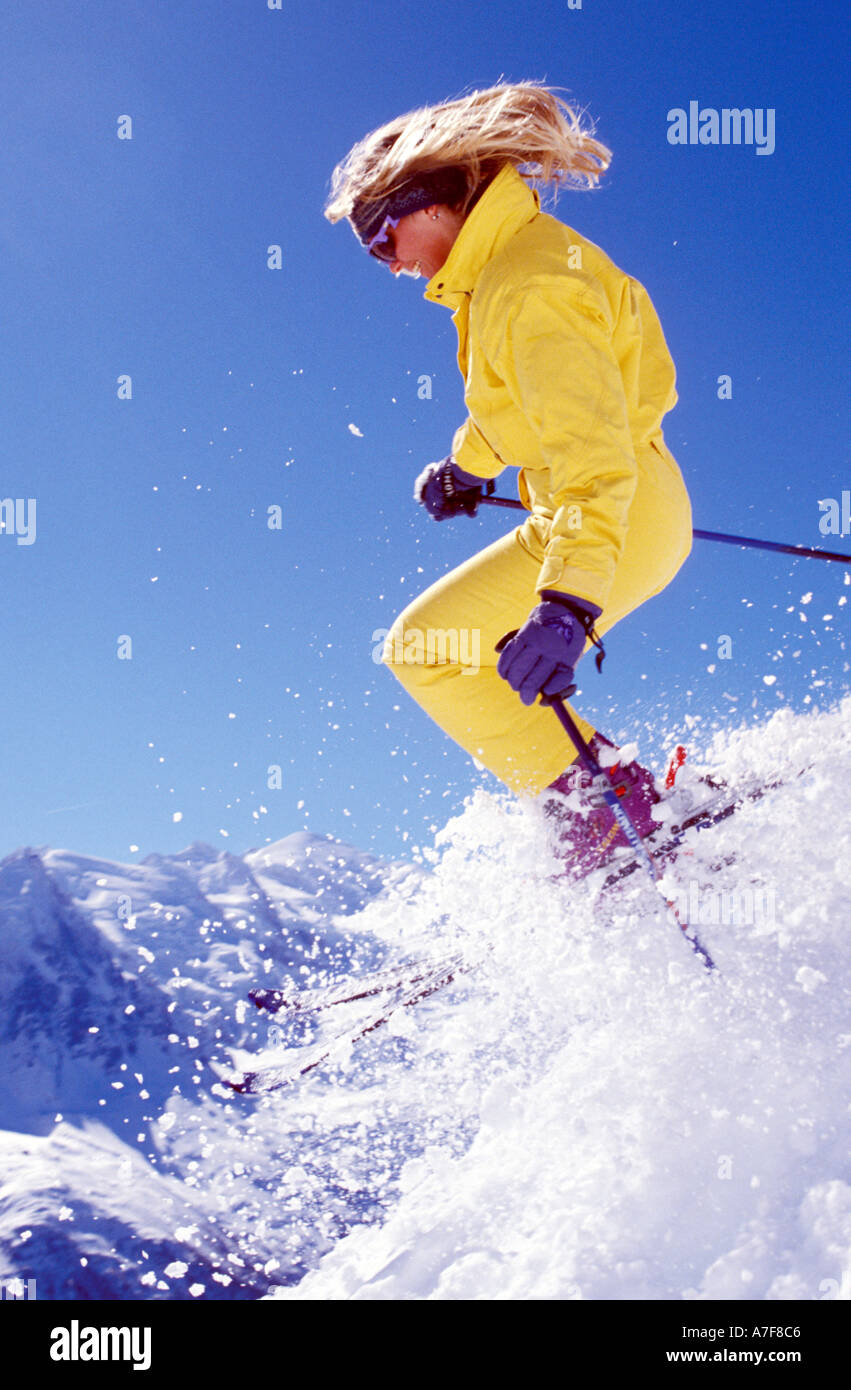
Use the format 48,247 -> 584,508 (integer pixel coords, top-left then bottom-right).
385,204 -> 465,279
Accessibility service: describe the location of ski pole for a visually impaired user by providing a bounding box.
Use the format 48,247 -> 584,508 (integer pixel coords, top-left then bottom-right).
691,528 -> 851,565
543,691 -> 716,973
478,493 -> 851,565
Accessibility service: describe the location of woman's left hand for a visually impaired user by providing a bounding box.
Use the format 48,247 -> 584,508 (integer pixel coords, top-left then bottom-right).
496,595 -> 601,705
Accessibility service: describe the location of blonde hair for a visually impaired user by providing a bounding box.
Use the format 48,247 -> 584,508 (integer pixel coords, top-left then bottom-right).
325,81 -> 611,225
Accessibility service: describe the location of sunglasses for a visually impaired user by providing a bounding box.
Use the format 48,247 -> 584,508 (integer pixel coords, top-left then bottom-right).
367,213 -> 402,263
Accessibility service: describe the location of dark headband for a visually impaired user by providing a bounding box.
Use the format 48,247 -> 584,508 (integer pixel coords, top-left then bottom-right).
351,167 -> 468,248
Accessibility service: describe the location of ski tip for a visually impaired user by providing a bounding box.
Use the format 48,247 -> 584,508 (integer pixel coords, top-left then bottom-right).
222,1068 -> 299,1097
664,745 -> 687,789
223,1074 -> 256,1095
248,987 -> 287,1014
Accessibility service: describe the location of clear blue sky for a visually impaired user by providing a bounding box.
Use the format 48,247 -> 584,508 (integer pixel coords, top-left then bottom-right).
1,0 -> 848,865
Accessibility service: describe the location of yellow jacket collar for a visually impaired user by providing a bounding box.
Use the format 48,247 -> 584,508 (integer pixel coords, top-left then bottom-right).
423,163 -> 540,309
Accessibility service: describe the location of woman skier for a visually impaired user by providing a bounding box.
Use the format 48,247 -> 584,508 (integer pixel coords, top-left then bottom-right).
325,82 -> 693,877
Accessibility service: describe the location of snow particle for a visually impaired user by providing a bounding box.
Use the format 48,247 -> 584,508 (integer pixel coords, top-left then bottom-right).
796,966 -> 827,994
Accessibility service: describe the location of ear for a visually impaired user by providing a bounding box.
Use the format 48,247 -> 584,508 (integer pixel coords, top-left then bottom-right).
423,203 -> 454,222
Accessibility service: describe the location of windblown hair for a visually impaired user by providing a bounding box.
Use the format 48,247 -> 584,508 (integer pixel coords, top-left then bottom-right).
324,81 -> 612,226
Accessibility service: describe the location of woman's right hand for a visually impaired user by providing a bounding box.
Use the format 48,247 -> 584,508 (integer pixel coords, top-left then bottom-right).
414,456 -> 495,521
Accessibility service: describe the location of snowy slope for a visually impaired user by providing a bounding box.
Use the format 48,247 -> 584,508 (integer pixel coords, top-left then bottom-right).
1,702 -> 850,1301
266,698 -> 851,1302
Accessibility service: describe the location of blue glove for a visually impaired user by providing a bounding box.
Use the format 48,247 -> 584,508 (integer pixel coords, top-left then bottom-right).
414,456 -> 495,521
496,593 -> 603,706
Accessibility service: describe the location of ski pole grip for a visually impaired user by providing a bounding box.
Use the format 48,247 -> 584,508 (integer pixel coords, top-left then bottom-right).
494,633 -> 579,705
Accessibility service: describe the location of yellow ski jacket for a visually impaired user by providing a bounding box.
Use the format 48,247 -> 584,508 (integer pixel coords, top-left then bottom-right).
423,162 -> 689,612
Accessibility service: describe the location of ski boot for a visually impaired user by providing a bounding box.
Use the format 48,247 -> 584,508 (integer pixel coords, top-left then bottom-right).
542,734 -> 663,880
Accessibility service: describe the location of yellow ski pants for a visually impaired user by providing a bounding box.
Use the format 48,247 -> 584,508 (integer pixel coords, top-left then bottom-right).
383,446 -> 692,794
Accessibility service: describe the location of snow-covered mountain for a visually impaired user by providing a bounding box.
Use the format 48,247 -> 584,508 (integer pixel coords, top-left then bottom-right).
0,832 -> 404,1298
1,701 -> 850,1301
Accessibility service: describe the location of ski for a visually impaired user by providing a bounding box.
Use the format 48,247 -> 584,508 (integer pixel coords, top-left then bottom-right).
597,776 -> 782,893
248,952 -> 464,1019
224,952 -> 469,1096
223,767 -> 792,1096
